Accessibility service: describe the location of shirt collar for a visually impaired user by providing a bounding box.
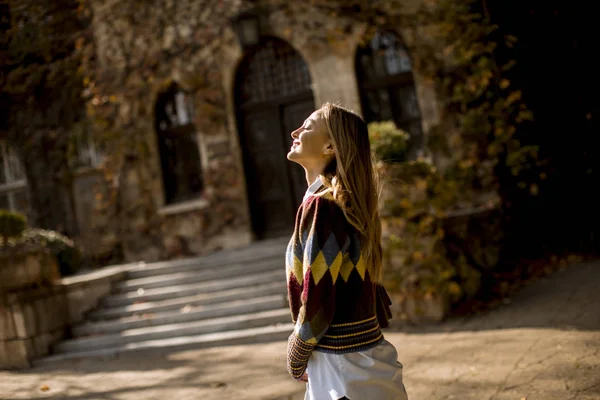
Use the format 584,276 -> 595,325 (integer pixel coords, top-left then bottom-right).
303,176 -> 323,202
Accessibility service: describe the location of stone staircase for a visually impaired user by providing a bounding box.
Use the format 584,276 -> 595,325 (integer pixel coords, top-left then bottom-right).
35,238 -> 293,366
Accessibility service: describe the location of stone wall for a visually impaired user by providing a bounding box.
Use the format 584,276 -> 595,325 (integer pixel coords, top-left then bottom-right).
0,251 -> 138,369
0,284 -> 69,369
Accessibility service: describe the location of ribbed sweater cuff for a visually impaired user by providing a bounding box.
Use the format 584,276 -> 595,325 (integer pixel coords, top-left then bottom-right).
286,333 -> 315,380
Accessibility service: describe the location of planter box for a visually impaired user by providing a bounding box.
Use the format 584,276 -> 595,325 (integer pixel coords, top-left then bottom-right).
0,250 -> 60,292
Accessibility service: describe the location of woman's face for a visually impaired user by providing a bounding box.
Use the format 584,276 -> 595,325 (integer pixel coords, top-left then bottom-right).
287,109 -> 333,167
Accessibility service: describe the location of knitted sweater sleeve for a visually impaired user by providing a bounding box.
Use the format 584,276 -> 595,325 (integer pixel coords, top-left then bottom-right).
286,195 -> 349,380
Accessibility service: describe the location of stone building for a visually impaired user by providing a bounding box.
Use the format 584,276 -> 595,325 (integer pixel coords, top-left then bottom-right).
3,1 -> 441,263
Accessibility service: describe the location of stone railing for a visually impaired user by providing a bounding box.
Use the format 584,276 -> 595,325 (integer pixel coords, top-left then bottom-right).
0,253 -> 141,369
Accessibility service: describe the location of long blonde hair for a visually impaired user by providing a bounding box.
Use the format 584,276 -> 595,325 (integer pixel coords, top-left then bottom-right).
317,102 -> 383,283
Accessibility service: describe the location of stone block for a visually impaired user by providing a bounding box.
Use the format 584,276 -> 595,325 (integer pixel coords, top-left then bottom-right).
45,295 -> 65,332
0,340 -> 6,363
0,251 -> 59,292
32,333 -> 52,359
2,339 -> 32,369
52,294 -> 69,330
34,298 -> 50,335
392,291 -> 450,326
55,292 -> 68,316
11,303 -> 36,339
66,288 -> 86,323
44,295 -> 57,331
0,307 -> 16,340
25,303 -> 38,336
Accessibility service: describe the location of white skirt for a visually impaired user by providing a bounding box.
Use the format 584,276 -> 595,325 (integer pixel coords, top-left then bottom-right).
304,339 -> 409,400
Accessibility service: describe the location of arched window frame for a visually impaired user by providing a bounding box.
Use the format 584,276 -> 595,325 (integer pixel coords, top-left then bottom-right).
356,30 -> 424,156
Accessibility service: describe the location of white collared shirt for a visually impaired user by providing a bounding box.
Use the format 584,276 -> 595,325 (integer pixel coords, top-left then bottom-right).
303,176 -> 323,203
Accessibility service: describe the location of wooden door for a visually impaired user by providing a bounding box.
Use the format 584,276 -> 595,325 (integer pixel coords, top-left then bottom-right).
235,37 -> 316,239
242,107 -> 297,239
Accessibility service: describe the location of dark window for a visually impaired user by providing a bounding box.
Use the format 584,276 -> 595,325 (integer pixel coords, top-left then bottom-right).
0,141 -> 29,214
155,84 -> 203,205
356,31 -> 423,156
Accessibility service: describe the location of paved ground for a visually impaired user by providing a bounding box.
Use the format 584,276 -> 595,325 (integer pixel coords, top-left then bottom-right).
1,261 -> 599,400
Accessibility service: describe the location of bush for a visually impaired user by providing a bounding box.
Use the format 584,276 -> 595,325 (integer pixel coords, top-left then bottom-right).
20,229 -> 83,277
368,121 -> 410,163
0,210 -> 27,242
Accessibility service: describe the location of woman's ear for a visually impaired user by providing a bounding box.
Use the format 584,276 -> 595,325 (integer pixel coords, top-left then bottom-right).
324,143 -> 335,155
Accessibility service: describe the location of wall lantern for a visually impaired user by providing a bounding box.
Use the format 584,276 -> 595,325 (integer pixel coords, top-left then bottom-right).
230,8 -> 264,50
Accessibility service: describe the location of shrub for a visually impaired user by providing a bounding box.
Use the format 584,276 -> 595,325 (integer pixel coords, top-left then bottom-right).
368,121 -> 410,163
0,210 -> 27,242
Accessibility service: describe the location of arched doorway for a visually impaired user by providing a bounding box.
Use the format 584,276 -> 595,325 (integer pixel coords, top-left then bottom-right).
235,37 -> 314,239
356,30 -> 423,158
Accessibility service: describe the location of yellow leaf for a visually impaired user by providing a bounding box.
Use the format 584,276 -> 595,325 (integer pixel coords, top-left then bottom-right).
436,228 -> 445,239
415,179 -> 428,190
399,199 -> 412,209
505,90 -> 522,106
40,385 -> 50,392
530,184 -> 539,195
412,251 -> 424,262
459,159 -> 474,169
447,282 -> 462,296
499,79 -> 510,89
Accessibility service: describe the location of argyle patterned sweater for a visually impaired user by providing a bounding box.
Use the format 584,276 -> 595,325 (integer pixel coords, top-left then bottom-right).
285,191 -> 393,380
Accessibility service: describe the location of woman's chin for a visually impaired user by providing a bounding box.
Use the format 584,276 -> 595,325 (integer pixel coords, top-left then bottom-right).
287,151 -> 302,164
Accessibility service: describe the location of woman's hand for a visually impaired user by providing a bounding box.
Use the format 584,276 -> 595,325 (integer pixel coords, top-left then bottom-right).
298,373 -> 308,383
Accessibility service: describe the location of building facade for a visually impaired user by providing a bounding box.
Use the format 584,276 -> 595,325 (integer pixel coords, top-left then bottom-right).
6,1 -> 442,263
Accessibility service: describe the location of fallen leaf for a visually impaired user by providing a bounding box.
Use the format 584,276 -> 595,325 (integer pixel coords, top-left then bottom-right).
181,305 -> 192,313
40,385 -> 50,392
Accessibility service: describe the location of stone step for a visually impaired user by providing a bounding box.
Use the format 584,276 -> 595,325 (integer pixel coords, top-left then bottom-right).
56,308 -> 291,354
115,258 -> 281,293
101,269 -> 284,308
35,323 -> 294,367
88,282 -> 285,321
126,240 -> 287,280
75,294 -> 286,337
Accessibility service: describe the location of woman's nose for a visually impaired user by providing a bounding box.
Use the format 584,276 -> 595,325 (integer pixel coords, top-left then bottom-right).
291,128 -> 299,139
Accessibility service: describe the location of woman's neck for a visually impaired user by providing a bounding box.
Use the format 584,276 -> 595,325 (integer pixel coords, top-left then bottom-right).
305,169 -> 323,186
302,156 -> 333,186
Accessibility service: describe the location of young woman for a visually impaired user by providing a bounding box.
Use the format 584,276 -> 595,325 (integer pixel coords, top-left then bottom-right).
285,102 -> 409,400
